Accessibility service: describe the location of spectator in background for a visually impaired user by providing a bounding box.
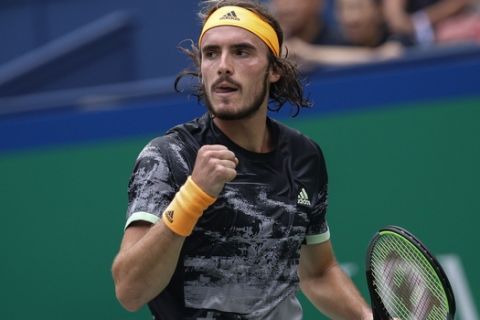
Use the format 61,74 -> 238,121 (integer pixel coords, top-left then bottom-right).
270,0 -> 403,71
382,0 -> 479,46
336,0 -> 393,47
270,0 -> 341,45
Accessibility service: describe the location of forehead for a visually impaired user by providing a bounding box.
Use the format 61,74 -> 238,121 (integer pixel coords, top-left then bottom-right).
200,25 -> 269,51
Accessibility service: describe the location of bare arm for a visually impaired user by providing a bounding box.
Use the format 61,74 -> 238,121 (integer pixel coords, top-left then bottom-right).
112,145 -> 238,311
112,221 -> 185,311
423,0 -> 471,25
299,240 -> 372,320
383,0 -> 415,34
286,38 -> 402,69
383,0 -> 471,34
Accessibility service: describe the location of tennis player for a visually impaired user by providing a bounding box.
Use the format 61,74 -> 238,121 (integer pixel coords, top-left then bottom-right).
112,1 -> 373,319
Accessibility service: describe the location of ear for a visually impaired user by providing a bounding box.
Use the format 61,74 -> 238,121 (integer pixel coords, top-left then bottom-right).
268,65 -> 281,84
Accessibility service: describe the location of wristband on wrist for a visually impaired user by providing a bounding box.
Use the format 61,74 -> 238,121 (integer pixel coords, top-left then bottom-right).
161,176 -> 216,237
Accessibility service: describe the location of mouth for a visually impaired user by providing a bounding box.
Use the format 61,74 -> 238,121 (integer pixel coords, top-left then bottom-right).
212,81 -> 239,96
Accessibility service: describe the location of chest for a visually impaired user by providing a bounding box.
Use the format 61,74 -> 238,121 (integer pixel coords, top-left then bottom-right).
193,156 -> 314,242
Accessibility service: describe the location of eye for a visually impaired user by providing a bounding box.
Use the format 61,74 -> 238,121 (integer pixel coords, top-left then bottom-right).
234,48 -> 249,57
203,49 -> 218,59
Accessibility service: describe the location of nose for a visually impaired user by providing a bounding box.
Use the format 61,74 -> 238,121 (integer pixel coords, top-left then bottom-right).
217,52 -> 233,76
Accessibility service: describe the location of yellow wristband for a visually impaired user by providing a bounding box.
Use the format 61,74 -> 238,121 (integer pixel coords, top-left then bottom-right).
162,176 -> 216,237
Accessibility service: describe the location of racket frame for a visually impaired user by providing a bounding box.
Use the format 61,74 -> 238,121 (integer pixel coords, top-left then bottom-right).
365,225 -> 456,320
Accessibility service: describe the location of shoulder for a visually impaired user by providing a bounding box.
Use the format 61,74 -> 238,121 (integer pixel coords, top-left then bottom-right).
274,119 -> 325,158
140,114 -> 210,159
136,134 -> 181,162
274,119 -> 328,184
135,116 -> 208,171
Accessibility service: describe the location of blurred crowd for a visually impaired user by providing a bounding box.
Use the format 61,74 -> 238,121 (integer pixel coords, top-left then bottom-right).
269,0 -> 480,71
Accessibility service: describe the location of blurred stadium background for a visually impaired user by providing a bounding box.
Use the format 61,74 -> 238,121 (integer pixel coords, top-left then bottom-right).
0,0 -> 479,319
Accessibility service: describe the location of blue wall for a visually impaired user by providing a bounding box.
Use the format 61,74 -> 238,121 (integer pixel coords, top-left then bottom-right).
0,0 -> 201,81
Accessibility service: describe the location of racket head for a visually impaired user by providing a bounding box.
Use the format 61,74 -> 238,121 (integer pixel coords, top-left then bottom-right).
365,225 -> 456,320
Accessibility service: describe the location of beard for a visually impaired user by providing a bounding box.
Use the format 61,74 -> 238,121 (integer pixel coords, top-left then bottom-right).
204,72 -> 269,121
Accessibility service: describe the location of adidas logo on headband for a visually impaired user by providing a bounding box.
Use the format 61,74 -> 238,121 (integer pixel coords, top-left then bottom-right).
199,6 -> 280,57
220,11 -> 240,21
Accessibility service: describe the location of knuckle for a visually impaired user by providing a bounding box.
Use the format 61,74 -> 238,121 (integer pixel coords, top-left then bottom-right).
198,145 -> 209,153
214,163 -> 225,173
208,157 -> 218,167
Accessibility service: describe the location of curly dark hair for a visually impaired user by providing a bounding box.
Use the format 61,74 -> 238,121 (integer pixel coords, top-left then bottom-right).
174,0 -> 312,116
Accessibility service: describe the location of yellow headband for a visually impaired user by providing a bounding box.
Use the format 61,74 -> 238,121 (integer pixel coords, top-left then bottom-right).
199,6 -> 280,57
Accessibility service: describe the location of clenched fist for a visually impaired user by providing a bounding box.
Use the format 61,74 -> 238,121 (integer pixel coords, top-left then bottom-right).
191,145 -> 238,197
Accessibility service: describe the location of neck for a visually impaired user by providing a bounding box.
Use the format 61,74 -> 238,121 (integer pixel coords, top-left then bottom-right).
213,109 -> 271,153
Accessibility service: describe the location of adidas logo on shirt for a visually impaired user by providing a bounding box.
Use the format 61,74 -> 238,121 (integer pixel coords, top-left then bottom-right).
220,11 -> 240,21
297,188 -> 311,206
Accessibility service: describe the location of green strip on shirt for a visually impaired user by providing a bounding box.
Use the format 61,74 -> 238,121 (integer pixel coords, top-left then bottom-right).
305,228 -> 330,245
124,211 -> 159,230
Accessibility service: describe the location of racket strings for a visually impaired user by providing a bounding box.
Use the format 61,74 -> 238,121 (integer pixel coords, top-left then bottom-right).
371,238 -> 447,319
372,244 -> 446,319
373,238 -> 438,292
370,235 -> 449,320
371,259 -> 443,320
378,239 -> 446,301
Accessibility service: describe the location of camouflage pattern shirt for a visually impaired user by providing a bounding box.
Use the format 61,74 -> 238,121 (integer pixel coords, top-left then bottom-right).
125,113 -> 330,320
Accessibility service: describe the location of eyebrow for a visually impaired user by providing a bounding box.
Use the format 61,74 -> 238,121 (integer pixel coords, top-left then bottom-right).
231,43 -> 257,52
201,42 -> 257,54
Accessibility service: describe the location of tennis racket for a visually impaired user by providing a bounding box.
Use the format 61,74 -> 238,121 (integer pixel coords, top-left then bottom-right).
365,225 -> 456,320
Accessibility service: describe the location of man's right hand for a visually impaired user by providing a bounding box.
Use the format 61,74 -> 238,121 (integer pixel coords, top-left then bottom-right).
191,145 -> 238,197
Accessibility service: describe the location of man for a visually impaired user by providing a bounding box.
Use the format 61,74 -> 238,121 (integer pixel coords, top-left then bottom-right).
270,0 -> 340,44
112,1 -> 373,319
336,0 -> 391,47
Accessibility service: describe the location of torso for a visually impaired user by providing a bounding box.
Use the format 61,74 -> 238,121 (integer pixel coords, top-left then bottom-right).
127,113 -> 329,319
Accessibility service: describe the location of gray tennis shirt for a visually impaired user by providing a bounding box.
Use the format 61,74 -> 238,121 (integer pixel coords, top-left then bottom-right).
125,114 -> 330,319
